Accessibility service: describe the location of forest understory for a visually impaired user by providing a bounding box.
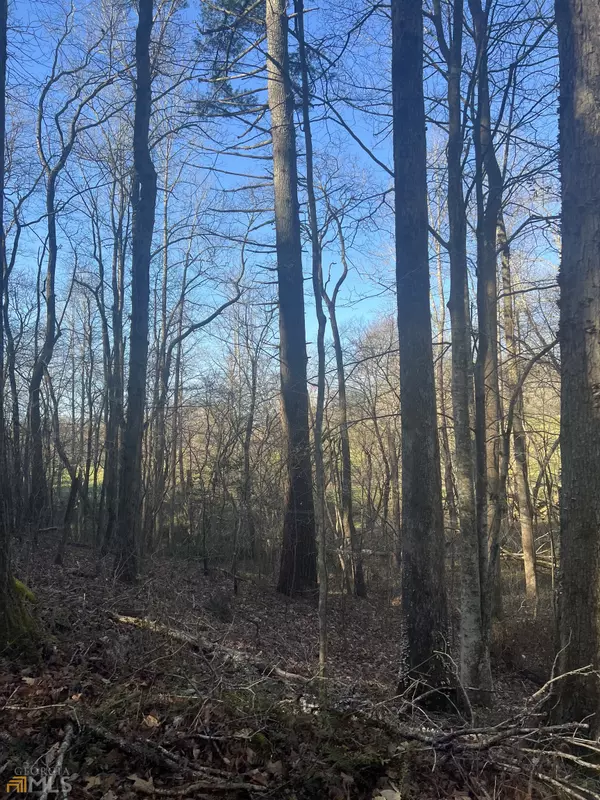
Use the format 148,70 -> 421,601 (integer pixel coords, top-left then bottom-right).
1,542 -> 597,800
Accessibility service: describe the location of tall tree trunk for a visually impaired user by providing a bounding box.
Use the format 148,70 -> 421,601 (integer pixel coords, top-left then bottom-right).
296,0 -> 329,660
391,0 -> 448,680
435,0 -> 490,690
102,182 -> 126,553
149,149 -> 172,552
324,214 -> 366,597
469,0 -> 504,627
435,230 -> 459,556
555,0 -> 600,727
239,347 -> 257,559
0,0 -> 27,648
266,0 -> 317,596
28,170 -> 59,526
115,0 -> 158,581
169,279 -> 185,543
388,426 -> 401,564
498,214 -> 537,603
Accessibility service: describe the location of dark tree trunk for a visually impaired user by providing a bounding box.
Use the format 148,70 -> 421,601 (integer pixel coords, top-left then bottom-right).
115,0 -> 158,581
28,171 -> 58,526
391,0 -> 448,679
102,182 -> 127,554
266,0 -> 317,596
0,0 -> 21,648
555,0 -> 600,727
54,473 -> 80,567
469,0 -> 504,627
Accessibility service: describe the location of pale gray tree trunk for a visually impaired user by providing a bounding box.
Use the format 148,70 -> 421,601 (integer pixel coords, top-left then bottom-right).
433,0 -> 490,691
555,0 -> 600,727
498,214 -> 537,603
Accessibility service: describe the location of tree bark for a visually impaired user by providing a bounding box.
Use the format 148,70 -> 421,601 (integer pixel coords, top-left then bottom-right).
296,0 -> 329,666
324,213 -> 366,598
115,0 -> 158,581
433,0 -> 490,691
391,0 -> 448,680
555,0 -> 600,727
498,214 -> 537,603
266,0 -> 317,596
469,0 -> 504,627
101,179 -> 127,554
28,170 -> 58,526
0,0 -> 28,649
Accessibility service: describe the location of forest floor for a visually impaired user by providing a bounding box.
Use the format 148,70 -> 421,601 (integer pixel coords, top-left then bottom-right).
1,542 -> 598,799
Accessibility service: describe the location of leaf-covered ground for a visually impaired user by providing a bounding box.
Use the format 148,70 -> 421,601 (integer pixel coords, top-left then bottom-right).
1,544 -> 595,799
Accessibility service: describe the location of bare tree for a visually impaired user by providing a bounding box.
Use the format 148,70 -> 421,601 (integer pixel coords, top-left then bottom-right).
29,11 -> 120,526
555,0 -> 600,727
0,0 -> 29,648
266,0 -> 317,596
323,208 -> 366,598
115,0 -> 158,581
391,0 -> 447,682
498,215 -> 537,603
431,0 -> 490,692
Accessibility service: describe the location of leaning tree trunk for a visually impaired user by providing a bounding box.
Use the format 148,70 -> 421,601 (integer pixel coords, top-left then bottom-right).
391,0 -> 448,681
266,0 -> 317,596
115,0 -> 158,581
555,0 -> 600,727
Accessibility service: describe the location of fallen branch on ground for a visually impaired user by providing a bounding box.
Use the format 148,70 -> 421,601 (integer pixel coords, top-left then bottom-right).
133,779 -> 267,795
109,612 -> 311,683
82,718 -> 268,794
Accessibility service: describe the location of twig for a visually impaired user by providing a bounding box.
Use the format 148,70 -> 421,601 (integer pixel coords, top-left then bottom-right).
85,721 -> 196,778
534,771 -> 600,800
521,746 -> 600,773
39,723 -> 74,800
134,780 -> 267,795
529,665 -> 597,705
4,703 -> 69,712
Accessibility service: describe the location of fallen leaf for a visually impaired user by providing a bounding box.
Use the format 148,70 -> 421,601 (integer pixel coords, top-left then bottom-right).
130,775 -> 154,794
142,714 -> 160,728
85,776 -> 103,790
249,770 -> 268,787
